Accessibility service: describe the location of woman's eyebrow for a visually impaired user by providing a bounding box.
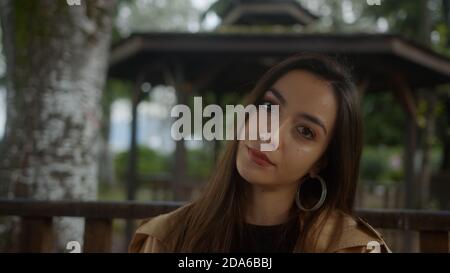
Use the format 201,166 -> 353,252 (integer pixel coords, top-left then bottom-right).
297,112 -> 328,136
267,87 -> 328,135
267,87 -> 287,105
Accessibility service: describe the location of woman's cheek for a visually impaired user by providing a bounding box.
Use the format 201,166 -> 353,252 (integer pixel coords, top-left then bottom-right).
282,146 -> 316,181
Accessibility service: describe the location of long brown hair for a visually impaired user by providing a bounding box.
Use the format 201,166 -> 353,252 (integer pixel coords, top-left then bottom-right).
166,53 -> 362,252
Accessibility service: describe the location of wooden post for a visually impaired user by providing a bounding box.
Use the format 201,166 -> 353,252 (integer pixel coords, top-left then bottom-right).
20,217 -> 53,253
416,89 -> 437,209
84,218 -> 113,253
164,63 -> 189,201
419,231 -> 449,253
125,74 -> 145,246
127,76 -> 145,202
392,74 -> 418,252
214,91 -> 223,163
404,117 -> 417,209
356,77 -> 369,208
392,74 -> 418,209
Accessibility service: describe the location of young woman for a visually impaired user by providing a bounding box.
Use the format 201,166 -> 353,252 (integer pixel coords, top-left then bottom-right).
129,53 -> 391,253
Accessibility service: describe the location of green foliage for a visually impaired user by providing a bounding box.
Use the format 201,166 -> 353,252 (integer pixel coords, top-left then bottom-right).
360,145 -> 443,188
201,0 -> 231,21
105,79 -> 133,101
434,21 -> 450,54
362,0 -> 430,34
360,147 -> 389,185
360,146 -> 404,188
114,146 -> 171,183
361,0 -> 449,50
187,147 -> 214,178
114,145 -> 215,185
362,92 -> 406,146
114,0 -> 200,36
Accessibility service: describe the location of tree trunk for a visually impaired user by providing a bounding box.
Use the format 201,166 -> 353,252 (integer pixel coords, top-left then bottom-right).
0,0 -> 116,250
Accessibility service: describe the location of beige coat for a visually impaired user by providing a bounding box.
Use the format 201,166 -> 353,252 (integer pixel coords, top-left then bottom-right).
129,205 -> 391,253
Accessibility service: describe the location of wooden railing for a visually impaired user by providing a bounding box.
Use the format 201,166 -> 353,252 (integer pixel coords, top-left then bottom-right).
0,199 -> 449,253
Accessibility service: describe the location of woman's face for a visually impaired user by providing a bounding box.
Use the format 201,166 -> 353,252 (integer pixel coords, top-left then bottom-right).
236,70 -> 338,189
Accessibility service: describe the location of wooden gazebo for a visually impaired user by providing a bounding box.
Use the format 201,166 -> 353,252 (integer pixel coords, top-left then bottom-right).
212,0 -> 319,26
108,32 -> 450,203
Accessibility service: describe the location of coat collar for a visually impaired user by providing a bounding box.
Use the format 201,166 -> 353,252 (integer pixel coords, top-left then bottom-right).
133,205 -> 390,253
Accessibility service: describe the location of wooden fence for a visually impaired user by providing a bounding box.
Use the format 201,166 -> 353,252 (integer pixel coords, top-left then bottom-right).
0,199 -> 448,253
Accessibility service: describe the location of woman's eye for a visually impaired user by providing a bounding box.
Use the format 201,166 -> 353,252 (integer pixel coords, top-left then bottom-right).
260,100 -> 273,112
262,101 -> 272,109
296,126 -> 315,140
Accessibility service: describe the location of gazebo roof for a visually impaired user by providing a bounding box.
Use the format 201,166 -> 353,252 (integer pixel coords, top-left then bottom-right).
212,0 -> 319,26
108,32 -> 450,93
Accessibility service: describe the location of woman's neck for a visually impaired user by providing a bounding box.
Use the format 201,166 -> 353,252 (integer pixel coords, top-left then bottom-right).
245,183 -> 297,226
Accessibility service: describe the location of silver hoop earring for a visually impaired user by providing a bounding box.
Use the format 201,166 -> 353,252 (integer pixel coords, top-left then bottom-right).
295,174 -> 327,212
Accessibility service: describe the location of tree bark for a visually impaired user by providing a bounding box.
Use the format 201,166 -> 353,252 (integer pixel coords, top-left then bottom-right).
0,0 -> 116,250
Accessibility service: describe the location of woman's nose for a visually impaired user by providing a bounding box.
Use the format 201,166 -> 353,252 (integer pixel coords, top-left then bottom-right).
273,118 -> 290,150
258,116 -> 288,151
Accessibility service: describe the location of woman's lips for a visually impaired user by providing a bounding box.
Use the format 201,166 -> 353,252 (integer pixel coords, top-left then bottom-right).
247,146 -> 275,167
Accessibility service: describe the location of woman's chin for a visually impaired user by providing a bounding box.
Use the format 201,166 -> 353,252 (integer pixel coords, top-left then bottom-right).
237,167 -> 277,187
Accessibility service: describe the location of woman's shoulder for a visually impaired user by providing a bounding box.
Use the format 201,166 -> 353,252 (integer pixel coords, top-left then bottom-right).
313,209 -> 392,253
128,203 -> 191,253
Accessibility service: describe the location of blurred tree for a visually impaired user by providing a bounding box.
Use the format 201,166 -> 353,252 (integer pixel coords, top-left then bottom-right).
115,0 -> 201,36
0,0 -> 117,250
113,146 -> 213,187
187,147 -> 215,179
97,79 -> 133,188
362,93 -> 406,146
361,0 -> 436,42
361,0 -> 450,209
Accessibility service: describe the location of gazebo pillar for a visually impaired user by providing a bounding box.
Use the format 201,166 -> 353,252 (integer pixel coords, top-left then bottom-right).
214,91 -> 223,163
164,63 -> 189,201
392,74 -> 419,208
355,77 -> 369,208
125,72 -> 145,244
392,73 -> 419,252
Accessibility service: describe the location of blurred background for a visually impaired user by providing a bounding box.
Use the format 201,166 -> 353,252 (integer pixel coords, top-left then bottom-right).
0,0 -> 449,253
